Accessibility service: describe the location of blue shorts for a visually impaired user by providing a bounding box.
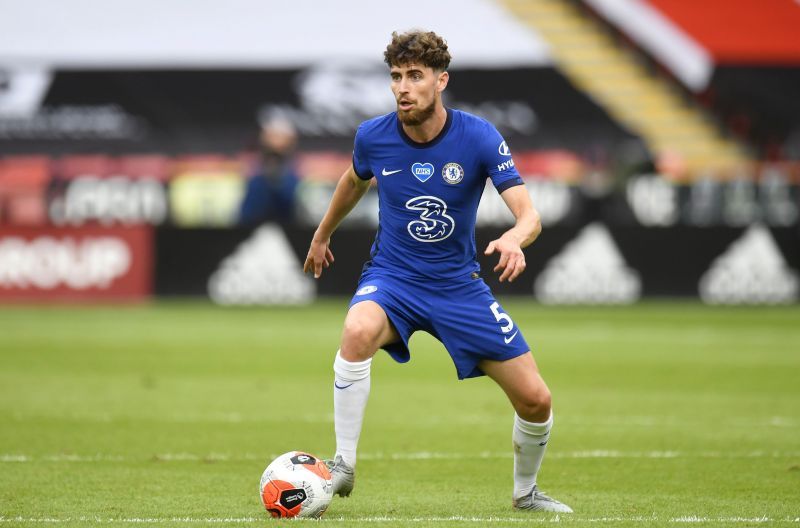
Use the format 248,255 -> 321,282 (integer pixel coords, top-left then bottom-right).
348,269 -> 530,379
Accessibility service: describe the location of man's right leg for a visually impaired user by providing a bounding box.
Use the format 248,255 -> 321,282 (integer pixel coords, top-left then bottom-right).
330,300 -> 399,496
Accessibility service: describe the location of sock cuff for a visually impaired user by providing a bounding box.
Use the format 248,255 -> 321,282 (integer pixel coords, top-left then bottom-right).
334,350 -> 372,381
514,411 -> 553,436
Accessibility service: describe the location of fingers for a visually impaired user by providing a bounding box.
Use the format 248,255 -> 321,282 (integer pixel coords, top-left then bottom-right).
497,252 -> 526,282
506,255 -> 527,282
304,255 -> 325,278
304,243 -> 333,279
493,251 -> 510,273
322,247 -> 335,270
484,241 -> 496,255
498,258 -> 512,282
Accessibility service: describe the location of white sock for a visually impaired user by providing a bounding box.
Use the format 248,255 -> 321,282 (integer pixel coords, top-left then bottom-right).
512,411 -> 553,499
333,350 -> 372,467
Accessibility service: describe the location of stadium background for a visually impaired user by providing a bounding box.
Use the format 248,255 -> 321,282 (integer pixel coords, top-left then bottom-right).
2,0 -> 798,304
1,1 -> 800,526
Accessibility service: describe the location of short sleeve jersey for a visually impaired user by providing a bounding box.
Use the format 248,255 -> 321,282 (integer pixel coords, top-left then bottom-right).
353,108 -> 523,280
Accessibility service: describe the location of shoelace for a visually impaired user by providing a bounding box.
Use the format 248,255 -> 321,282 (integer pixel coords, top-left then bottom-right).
534,491 -> 558,503
327,460 -> 353,474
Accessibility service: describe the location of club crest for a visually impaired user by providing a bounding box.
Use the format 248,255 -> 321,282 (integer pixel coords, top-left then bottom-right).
442,163 -> 464,184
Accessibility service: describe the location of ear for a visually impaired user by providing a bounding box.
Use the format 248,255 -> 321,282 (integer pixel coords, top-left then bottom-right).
437,71 -> 449,94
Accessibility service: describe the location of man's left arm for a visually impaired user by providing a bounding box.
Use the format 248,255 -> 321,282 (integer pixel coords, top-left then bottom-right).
484,184 -> 542,283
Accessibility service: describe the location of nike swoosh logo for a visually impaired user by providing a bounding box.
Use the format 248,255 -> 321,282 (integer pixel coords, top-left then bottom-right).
381,168 -> 402,176
504,331 -> 519,344
334,381 -> 354,390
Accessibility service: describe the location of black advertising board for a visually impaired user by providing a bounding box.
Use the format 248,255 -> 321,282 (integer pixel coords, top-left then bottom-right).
154,224 -> 800,302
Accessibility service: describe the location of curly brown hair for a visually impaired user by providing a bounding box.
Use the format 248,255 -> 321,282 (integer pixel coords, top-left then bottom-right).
384,30 -> 451,71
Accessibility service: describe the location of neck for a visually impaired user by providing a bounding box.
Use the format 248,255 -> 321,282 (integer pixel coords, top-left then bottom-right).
402,104 -> 448,143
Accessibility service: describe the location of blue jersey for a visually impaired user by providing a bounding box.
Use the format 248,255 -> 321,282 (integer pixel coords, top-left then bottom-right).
353,108 -> 523,280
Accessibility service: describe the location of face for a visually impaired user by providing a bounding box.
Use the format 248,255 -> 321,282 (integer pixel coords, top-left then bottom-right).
390,63 -> 448,126
260,125 -> 296,156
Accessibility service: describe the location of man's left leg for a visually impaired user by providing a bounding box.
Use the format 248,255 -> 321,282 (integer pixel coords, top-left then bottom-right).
479,352 -> 572,513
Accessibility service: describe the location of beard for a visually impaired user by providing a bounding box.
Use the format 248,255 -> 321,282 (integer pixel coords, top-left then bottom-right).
397,99 -> 436,126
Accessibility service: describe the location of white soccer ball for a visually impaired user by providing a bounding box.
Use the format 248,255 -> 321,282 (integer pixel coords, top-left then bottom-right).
259,451 -> 333,518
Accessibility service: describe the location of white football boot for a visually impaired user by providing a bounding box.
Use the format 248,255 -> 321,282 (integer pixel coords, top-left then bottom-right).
513,486 -> 573,513
325,455 -> 355,497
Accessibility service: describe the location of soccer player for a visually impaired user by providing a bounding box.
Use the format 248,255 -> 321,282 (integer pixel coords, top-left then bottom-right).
303,30 -> 572,513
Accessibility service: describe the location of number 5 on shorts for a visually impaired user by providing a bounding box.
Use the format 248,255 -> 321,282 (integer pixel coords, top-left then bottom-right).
490,302 -> 514,333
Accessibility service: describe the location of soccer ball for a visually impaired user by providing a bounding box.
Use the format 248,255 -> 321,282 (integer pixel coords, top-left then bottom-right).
259,451 -> 333,518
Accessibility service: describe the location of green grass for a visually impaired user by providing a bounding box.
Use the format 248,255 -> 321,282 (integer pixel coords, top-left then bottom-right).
1,300 -> 799,527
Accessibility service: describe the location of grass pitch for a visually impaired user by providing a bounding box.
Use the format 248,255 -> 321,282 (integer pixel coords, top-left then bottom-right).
1,300 -> 799,527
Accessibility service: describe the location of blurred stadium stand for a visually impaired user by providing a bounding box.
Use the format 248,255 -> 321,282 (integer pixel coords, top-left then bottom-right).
576,0 -> 800,164
503,0 -> 750,175
0,0 -> 798,303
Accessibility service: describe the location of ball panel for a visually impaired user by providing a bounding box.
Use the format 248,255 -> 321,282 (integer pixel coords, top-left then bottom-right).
291,451 -> 332,480
261,478 -> 302,518
278,487 -> 307,511
289,452 -> 317,466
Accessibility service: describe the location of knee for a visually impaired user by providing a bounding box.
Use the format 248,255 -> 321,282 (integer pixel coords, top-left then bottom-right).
340,318 -> 381,361
515,386 -> 552,423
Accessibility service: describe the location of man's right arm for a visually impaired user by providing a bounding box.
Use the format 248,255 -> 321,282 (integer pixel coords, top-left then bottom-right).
303,164 -> 372,278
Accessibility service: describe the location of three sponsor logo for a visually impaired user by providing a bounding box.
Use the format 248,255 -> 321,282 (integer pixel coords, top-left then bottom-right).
405,195 -> 456,242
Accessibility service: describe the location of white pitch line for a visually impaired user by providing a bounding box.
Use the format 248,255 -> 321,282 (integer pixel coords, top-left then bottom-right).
0,455 -> 29,462
1,515 -> 798,524
2,450 -> 799,463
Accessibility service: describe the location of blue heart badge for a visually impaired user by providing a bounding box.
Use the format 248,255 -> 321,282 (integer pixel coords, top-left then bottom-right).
411,162 -> 435,183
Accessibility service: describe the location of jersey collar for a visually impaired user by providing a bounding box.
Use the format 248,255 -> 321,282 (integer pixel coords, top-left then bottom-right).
396,108 -> 453,149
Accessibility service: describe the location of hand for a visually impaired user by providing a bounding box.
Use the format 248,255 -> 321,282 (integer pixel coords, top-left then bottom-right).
484,234 -> 526,283
303,236 -> 335,279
